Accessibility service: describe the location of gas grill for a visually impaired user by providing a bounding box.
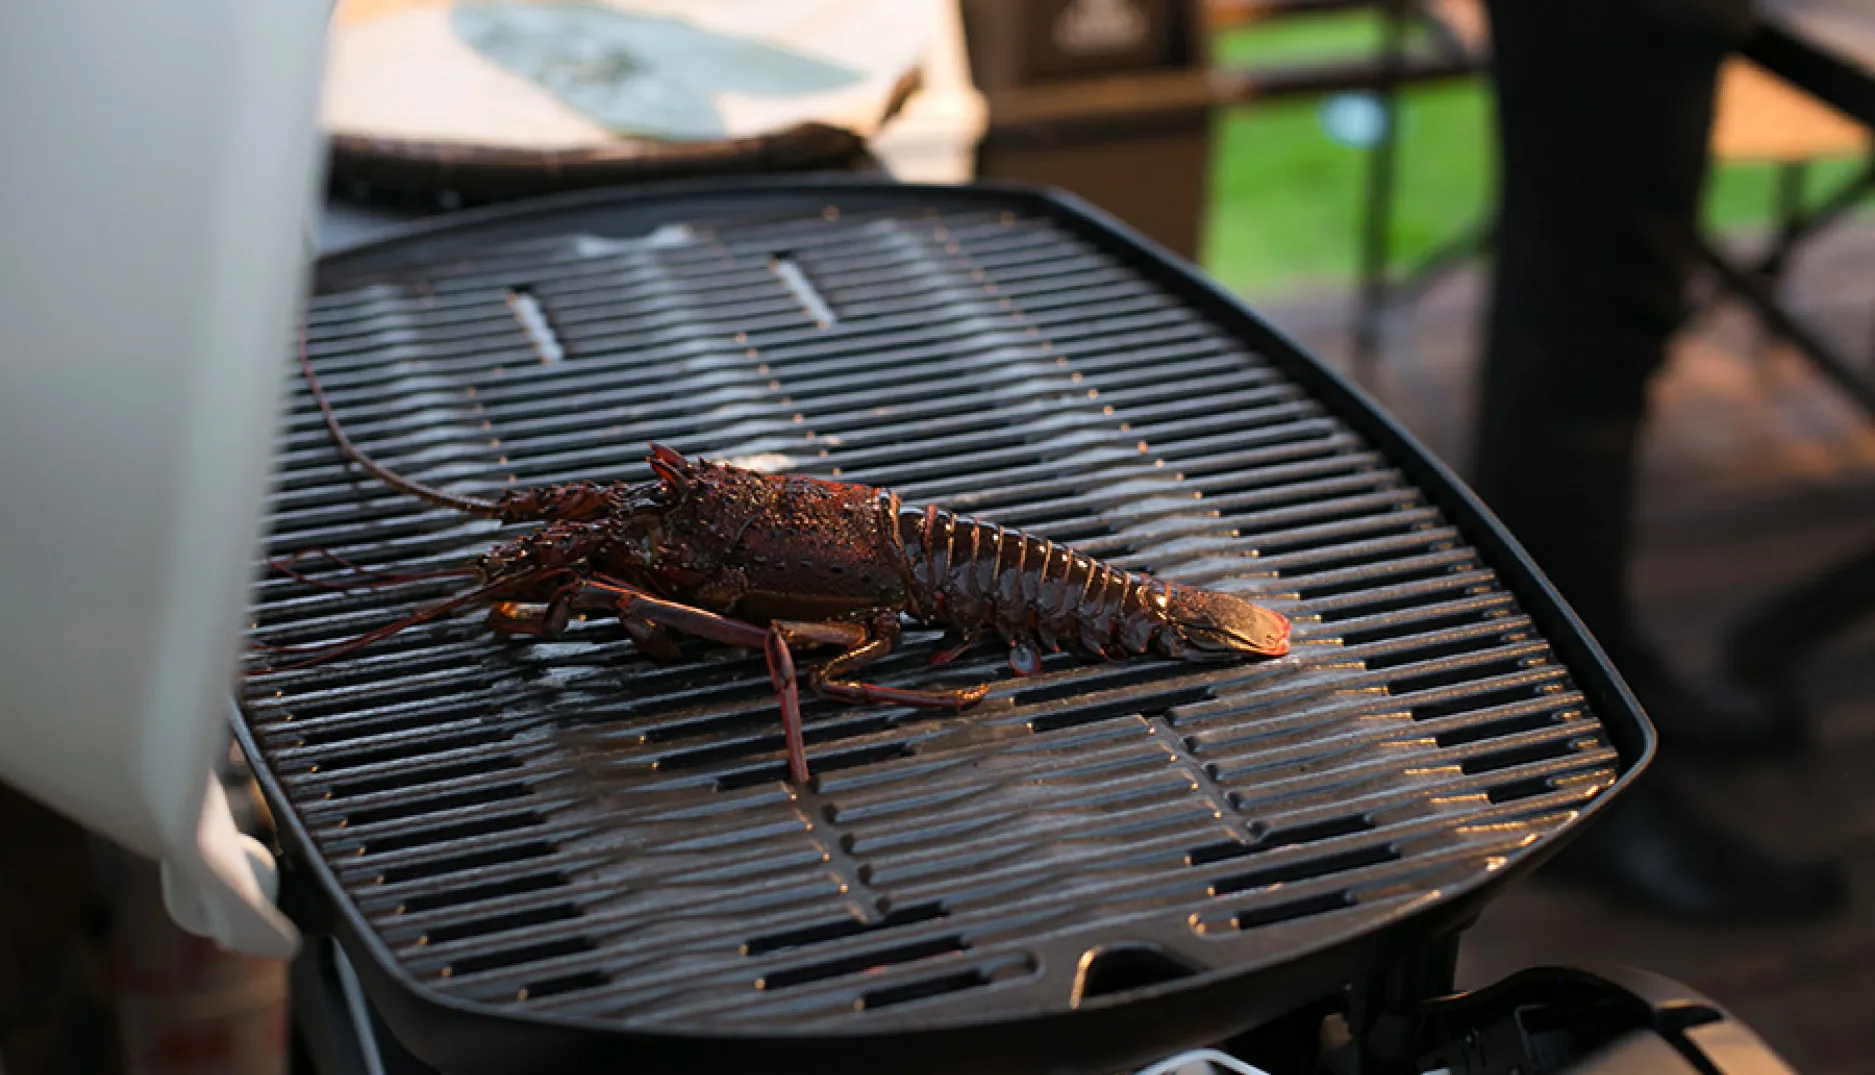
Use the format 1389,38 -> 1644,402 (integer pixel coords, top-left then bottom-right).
236,177 -> 1665,1075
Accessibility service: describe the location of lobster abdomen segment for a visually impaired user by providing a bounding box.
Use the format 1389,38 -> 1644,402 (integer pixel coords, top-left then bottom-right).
896,505 -> 1174,660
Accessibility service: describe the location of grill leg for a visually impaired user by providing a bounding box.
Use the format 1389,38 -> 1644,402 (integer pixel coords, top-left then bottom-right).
1344,932 -> 1461,1075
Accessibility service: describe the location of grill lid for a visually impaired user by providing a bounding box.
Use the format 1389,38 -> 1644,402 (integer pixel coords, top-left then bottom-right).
237,178 -> 1651,1075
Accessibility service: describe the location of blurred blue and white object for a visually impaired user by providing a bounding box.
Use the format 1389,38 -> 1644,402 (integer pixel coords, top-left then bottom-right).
1319,91 -> 1390,149
450,2 -> 866,141
322,0 -> 945,148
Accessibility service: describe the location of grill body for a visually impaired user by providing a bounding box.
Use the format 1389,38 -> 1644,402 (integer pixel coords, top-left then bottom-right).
237,179 -> 1652,1075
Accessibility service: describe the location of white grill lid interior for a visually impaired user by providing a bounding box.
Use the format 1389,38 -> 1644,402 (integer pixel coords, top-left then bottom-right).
0,1 -> 333,957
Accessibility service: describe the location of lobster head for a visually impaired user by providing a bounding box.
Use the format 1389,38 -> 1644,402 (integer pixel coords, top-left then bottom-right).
1162,586 -> 1291,660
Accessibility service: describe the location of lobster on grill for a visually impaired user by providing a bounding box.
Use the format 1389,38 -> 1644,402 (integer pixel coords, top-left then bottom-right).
257,339 -> 1293,784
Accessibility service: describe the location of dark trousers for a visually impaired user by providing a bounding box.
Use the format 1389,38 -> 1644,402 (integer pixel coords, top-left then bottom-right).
1472,0 -> 1750,652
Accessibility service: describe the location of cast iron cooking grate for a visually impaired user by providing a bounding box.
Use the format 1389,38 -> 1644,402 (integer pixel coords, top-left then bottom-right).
240,193 -> 1620,1031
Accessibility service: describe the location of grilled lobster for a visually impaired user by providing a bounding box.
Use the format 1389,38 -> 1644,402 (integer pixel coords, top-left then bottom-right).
260,338 -> 1292,784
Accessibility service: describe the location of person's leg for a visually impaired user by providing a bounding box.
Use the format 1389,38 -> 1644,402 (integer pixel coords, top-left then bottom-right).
1477,0 -> 1809,763
1475,0 -> 1725,655
1476,0 -> 1841,919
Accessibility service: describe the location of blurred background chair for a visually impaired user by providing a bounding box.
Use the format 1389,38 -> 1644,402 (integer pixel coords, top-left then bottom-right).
958,0 -> 1492,372
1690,13 -> 1875,713
1203,0 -> 1492,373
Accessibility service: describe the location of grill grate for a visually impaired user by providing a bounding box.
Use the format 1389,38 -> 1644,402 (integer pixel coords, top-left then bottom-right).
241,194 -> 1621,1033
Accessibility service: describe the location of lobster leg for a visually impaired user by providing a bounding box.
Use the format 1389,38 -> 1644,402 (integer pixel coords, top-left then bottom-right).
762,634 -> 806,782
620,616 -> 683,662
580,578 -> 817,782
800,617 -> 992,711
733,619 -> 868,786
760,626 -> 828,786
485,577 -> 583,638
491,584 -> 678,658
579,580 -> 771,648
766,618 -> 995,781
250,566 -> 561,671
579,579 -> 991,782
926,631 -> 979,668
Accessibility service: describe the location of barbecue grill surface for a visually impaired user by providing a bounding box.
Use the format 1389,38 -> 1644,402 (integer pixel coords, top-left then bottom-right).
237,179 -> 1650,1075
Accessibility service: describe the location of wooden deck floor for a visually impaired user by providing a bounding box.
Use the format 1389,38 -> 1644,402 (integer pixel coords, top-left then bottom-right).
1253,219 -> 1875,1075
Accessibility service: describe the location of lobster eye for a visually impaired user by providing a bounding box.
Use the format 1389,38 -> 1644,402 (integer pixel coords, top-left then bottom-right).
495,488 -> 543,523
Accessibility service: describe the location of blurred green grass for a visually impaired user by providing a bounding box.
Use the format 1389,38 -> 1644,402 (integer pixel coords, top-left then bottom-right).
1200,12 -> 1868,296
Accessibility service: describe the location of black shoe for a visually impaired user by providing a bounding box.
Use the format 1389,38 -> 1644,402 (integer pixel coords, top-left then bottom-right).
1611,642 -> 1807,762
1541,779 -> 1845,922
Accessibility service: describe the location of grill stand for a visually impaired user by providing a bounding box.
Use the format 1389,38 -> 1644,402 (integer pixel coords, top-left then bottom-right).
282,925 -> 1802,1075
1344,932 -> 1464,1075
292,935 -> 441,1075
274,862 -> 1781,1075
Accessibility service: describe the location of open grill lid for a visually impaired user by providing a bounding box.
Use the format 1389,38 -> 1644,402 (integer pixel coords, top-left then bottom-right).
237,178 -> 1651,1075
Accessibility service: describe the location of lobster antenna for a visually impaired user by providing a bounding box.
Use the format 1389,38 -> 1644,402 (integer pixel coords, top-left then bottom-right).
251,565 -> 555,672
298,324 -> 503,518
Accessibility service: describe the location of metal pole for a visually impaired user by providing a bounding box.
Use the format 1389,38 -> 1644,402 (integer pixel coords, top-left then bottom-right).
1752,160 -> 1808,356
1353,0 -> 1410,376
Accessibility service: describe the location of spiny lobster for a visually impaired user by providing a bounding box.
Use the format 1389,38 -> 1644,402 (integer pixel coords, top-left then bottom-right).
257,338 -> 1292,784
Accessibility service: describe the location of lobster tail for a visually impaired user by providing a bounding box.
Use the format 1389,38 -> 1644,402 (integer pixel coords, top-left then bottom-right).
1158,586 -> 1291,660
895,505 -> 1289,669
